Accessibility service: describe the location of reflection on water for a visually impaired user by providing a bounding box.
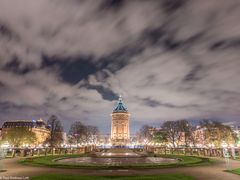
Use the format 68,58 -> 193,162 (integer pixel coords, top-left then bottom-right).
57,157 -> 177,165
100,152 -> 141,157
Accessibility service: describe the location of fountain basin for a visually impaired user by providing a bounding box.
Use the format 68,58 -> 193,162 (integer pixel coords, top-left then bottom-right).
56,156 -> 178,166
99,152 -> 141,157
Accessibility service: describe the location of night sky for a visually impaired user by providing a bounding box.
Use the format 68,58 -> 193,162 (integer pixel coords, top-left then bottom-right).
0,0 -> 240,134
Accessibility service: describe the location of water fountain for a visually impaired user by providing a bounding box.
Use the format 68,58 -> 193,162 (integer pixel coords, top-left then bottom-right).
56,148 -> 178,166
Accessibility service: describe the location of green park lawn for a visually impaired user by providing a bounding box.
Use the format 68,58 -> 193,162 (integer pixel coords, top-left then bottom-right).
19,154 -> 214,169
228,157 -> 240,175
229,168 -> 240,175
31,174 -> 195,180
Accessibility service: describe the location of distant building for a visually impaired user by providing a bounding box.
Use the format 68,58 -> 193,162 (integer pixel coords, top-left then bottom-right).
2,118 -> 50,146
111,96 -> 130,146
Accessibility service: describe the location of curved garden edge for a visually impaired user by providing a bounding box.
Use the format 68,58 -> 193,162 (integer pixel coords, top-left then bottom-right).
226,158 -> 240,176
227,168 -> 240,175
31,173 -> 195,180
18,154 -> 216,169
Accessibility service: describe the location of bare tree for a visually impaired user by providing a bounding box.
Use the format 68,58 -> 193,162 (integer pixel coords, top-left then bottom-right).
45,115 -> 63,148
69,121 -> 87,144
161,121 -> 181,148
69,122 -> 100,144
86,125 -> 100,144
138,125 -> 153,143
189,126 -> 199,147
177,120 -> 194,147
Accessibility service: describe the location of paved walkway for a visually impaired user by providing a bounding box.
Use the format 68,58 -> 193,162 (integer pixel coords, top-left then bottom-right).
0,157 -> 240,180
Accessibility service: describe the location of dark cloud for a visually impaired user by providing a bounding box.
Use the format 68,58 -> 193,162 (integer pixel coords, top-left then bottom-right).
3,58 -> 31,75
98,46 -> 142,73
87,85 -> 118,101
210,38 -> 240,50
142,97 -> 199,109
183,65 -> 203,82
100,0 -> 125,11
0,81 -> 4,88
0,22 -> 19,40
161,0 -> 188,14
42,56 -> 98,84
142,98 -> 161,108
142,27 -> 166,46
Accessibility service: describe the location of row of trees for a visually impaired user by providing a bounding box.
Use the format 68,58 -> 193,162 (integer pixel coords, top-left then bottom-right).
200,120 -> 237,147
44,115 -> 100,147
1,115 -> 100,148
138,119 -> 237,148
2,127 -> 37,147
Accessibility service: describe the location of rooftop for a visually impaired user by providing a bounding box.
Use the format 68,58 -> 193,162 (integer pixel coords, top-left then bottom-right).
113,95 -> 128,113
2,119 -> 49,129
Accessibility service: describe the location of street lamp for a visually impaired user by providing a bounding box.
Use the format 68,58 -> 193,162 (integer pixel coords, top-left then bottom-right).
222,141 -> 231,170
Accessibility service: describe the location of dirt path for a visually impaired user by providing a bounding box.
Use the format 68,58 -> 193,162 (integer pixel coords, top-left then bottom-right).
0,157 -> 240,180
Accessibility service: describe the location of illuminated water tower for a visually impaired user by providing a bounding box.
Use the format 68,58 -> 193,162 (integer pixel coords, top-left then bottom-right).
111,95 -> 130,146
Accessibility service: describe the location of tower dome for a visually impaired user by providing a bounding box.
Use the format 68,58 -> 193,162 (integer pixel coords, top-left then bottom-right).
113,95 -> 128,113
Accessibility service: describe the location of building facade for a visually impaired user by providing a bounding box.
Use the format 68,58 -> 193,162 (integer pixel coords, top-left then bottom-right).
1,118 -> 50,146
111,96 -> 130,146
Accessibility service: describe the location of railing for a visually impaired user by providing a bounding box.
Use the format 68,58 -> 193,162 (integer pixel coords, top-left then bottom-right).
2,145 -> 240,159
145,146 -> 240,158
3,145 -> 97,157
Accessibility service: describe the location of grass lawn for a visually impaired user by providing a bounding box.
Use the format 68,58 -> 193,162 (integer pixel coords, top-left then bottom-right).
31,174 -> 195,180
158,154 -> 215,167
19,154 -> 87,168
19,154 -> 214,169
229,168 -> 240,175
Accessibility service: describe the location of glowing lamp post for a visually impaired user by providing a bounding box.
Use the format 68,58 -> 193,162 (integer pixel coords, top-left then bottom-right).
0,146 -> 7,172
229,144 -> 236,159
222,141 -> 231,170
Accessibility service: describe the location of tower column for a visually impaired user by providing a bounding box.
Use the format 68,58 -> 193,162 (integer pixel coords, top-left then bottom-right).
111,96 -> 130,146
